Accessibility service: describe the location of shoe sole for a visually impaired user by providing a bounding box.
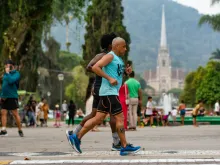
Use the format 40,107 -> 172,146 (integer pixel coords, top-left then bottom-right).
72,135 -> 82,154
111,147 -> 121,151
0,134 -> 8,137
65,130 -> 81,154
65,130 -> 74,148
120,147 -> 141,156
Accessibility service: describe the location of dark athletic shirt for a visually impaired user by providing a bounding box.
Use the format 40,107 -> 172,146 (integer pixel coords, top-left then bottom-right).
93,51 -> 107,95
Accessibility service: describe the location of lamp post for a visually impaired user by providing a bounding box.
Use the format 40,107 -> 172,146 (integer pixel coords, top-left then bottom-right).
37,70 -> 42,97
58,74 -> 64,112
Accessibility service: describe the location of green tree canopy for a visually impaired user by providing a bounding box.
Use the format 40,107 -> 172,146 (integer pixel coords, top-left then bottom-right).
65,65 -> 89,108
82,0 -> 131,68
180,71 -> 197,107
0,0 -> 86,93
196,61 -> 220,105
181,61 -> 220,107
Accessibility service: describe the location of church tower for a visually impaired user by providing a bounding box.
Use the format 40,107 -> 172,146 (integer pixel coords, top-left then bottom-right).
157,5 -> 171,93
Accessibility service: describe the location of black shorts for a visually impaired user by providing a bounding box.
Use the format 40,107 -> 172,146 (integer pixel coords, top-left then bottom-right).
145,114 -> 152,118
97,95 -> 122,116
1,98 -> 19,110
192,115 -> 197,118
92,95 -> 100,109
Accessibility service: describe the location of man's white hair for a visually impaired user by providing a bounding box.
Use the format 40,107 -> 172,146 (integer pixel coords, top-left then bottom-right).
112,37 -> 125,47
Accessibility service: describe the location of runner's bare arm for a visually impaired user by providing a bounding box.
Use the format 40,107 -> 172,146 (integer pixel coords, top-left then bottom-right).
86,53 -> 106,72
92,54 -> 114,81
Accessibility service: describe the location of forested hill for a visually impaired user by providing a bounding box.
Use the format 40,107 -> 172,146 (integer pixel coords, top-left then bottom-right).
51,0 -> 220,74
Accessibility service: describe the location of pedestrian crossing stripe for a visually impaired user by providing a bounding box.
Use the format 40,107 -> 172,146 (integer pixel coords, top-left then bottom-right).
6,150 -> 220,157
9,159 -> 220,164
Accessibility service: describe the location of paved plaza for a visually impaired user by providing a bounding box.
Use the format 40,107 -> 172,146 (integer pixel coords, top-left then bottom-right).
0,123 -> 220,164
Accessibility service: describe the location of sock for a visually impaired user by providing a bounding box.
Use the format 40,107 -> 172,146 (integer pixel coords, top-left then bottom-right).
112,132 -> 120,145
73,125 -> 82,134
2,127 -> 6,131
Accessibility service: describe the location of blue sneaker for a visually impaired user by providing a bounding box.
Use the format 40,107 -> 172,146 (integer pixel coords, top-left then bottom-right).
65,130 -> 74,147
120,144 -> 141,156
70,133 -> 82,154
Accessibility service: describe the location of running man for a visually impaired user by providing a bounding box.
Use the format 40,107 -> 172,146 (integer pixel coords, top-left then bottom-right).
66,33 -> 122,151
67,37 -> 140,156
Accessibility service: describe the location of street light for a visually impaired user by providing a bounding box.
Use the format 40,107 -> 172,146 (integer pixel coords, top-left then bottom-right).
47,91 -> 51,106
58,74 -> 64,112
47,91 -> 51,97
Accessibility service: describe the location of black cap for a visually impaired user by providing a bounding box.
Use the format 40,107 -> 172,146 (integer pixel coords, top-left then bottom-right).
4,59 -> 15,65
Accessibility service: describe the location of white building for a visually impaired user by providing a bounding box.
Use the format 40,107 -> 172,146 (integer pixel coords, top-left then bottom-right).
143,6 -> 185,94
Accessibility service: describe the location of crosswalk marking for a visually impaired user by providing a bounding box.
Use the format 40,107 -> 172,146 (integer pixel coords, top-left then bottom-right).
5,150 -> 220,157
9,159 -> 220,164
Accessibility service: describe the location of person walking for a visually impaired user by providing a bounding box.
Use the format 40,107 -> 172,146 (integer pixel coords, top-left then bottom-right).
214,100 -> 219,116
178,100 -> 186,126
62,100 -> 68,121
145,96 -> 155,127
68,100 -> 76,127
42,99 -> 49,127
192,100 -> 203,127
0,60 -> 24,137
125,71 -> 142,130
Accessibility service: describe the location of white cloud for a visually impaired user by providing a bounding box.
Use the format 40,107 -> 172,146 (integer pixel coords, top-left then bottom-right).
173,0 -> 220,14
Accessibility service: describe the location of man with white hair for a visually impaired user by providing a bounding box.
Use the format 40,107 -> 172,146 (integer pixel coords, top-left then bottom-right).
68,37 -> 140,156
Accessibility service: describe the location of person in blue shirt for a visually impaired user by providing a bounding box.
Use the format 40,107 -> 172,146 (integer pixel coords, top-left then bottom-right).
0,60 -> 24,137
66,33 -> 122,151
68,37 -> 141,156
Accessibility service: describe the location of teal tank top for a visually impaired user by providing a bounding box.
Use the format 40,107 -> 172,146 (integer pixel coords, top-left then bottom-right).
99,51 -> 125,96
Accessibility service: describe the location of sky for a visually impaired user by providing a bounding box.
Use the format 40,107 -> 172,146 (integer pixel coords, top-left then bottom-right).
173,0 -> 220,14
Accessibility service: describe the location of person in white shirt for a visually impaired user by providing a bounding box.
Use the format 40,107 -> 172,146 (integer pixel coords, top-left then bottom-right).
214,100 -> 220,116
35,99 -> 44,126
62,100 -> 68,120
144,96 -> 155,127
171,107 -> 177,124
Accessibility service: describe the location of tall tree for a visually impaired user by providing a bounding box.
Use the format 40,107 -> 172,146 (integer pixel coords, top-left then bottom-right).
180,71 -> 197,107
82,0 -> 131,101
82,0 -> 131,68
65,65 -> 89,108
0,0 -> 86,92
196,61 -> 220,106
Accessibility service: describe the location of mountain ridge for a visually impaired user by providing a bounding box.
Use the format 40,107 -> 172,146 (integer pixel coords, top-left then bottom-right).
51,0 -> 220,74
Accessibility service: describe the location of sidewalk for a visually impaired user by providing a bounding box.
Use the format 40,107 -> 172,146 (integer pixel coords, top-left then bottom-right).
0,124 -> 220,164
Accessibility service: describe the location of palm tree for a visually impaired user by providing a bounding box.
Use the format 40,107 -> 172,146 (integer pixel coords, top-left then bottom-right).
210,49 -> 220,60
199,0 -> 220,31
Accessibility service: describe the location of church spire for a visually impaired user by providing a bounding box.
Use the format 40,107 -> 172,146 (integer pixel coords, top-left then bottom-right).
160,5 -> 167,49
